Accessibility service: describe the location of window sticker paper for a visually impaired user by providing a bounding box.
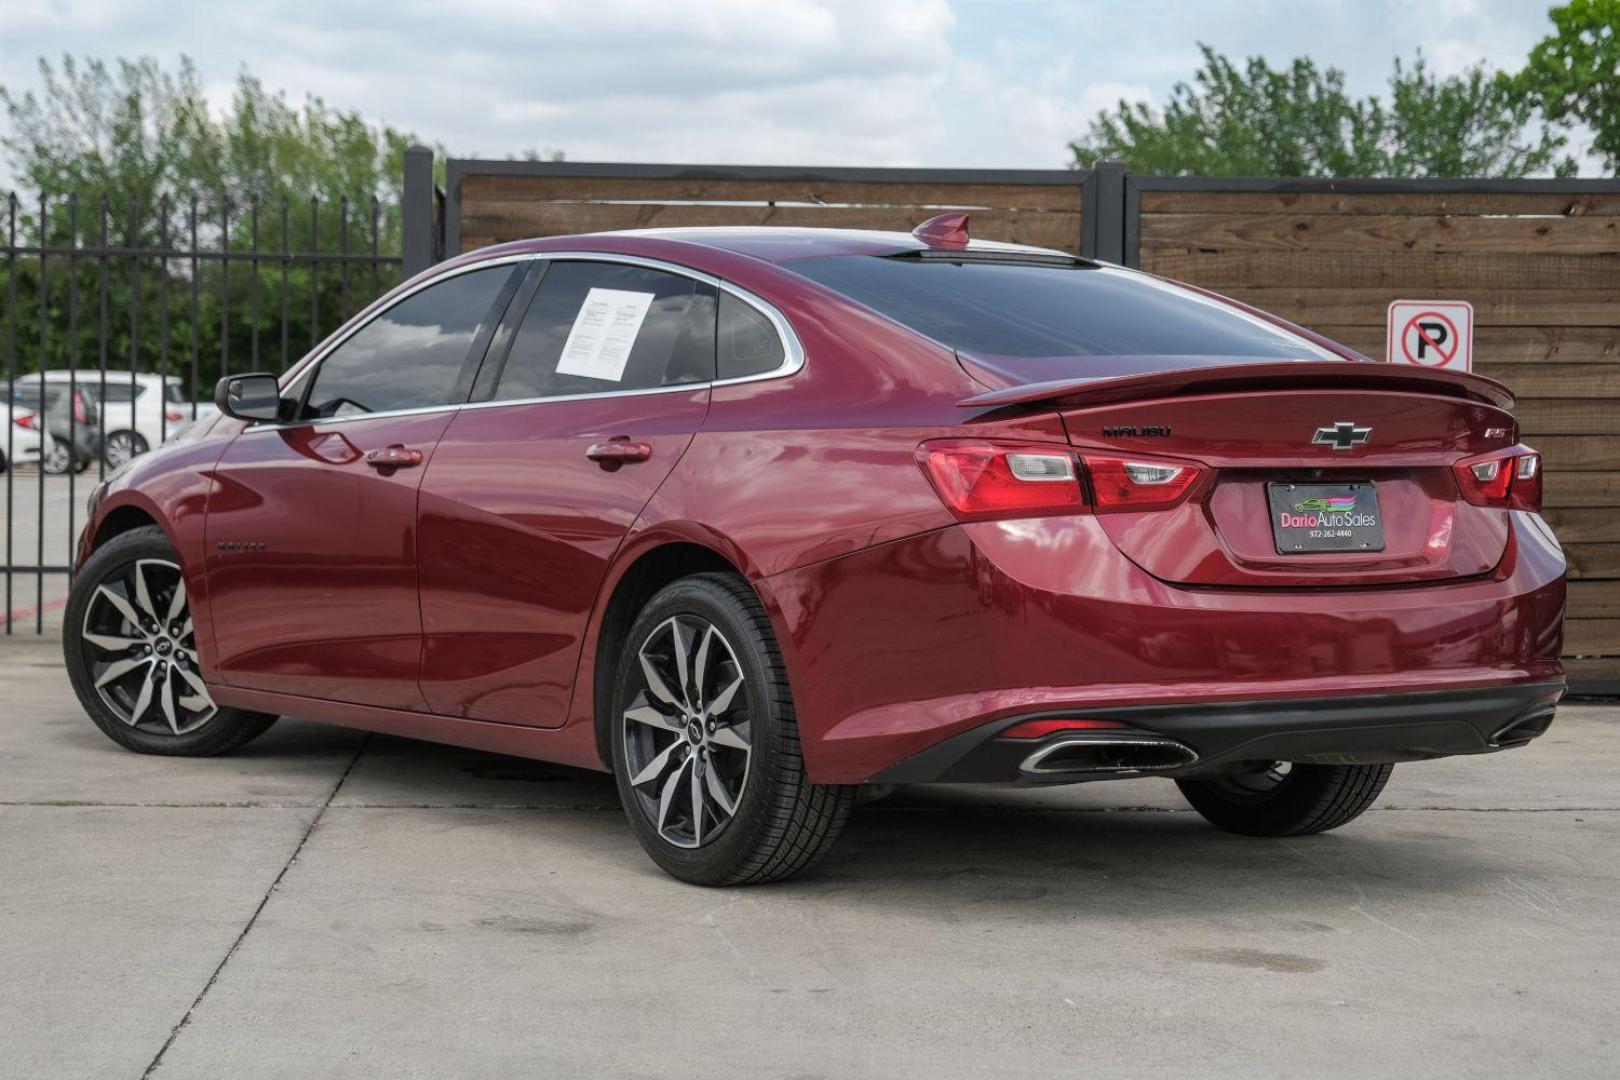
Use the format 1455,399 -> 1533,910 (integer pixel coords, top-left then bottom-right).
556,288 -> 657,382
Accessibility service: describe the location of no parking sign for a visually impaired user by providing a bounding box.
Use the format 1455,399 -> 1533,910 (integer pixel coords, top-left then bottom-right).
1387,299 -> 1474,372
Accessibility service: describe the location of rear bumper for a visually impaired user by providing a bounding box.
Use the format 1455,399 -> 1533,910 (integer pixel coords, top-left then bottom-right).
873,682 -> 1565,785
762,511 -> 1566,784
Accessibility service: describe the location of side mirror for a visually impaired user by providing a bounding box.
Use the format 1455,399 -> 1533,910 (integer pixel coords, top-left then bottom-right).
215,373 -> 287,423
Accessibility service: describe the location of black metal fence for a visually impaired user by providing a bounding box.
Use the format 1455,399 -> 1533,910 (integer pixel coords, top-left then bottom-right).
2,188 -> 403,633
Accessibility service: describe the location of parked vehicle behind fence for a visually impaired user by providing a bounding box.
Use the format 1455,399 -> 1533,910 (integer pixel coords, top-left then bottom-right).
4,383 -> 101,474
16,372 -> 214,469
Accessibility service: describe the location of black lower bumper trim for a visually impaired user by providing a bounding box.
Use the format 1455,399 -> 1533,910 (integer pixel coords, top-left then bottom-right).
873,681 -> 1566,785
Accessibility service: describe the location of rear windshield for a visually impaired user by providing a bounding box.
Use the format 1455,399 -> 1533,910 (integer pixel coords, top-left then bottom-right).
788,256 -> 1336,361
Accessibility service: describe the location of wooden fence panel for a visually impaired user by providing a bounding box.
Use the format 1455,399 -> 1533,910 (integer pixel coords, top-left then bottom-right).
451,168 -> 1085,256
1140,184 -> 1620,684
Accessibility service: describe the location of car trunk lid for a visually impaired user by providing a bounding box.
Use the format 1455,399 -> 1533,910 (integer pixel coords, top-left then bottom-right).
959,360 -> 1521,588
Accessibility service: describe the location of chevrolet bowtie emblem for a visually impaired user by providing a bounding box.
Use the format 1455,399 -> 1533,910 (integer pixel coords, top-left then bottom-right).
1312,421 -> 1372,451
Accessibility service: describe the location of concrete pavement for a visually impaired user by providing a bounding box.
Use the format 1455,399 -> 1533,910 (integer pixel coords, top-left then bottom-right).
1,635 -> 1616,1079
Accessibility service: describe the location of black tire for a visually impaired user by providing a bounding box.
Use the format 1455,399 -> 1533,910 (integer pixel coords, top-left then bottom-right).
610,572 -> 855,885
63,525 -> 278,756
1176,762 -> 1393,837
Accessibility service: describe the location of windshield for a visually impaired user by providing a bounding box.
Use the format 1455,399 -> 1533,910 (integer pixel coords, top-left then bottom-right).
788,256 -> 1338,364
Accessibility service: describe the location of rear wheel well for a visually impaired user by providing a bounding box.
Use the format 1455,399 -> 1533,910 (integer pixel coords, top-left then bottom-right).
93,506 -> 160,549
593,542 -> 741,764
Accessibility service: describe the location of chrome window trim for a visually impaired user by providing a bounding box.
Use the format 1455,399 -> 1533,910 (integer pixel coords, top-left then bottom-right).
248,250 -> 803,434
459,380 -> 709,415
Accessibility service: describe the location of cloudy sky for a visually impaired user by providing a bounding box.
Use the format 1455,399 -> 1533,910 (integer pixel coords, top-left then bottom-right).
0,0 -> 1585,171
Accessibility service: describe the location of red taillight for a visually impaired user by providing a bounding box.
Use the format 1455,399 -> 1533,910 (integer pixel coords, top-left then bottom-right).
14,413 -> 38,431
1000,717 -> 1125,740
165,408 -> 184,422
1454,447 -> 1542,513
1509,453 -> 1542,512
918,440 -> 1086,522
919,442 -> 1210,521
72,393 -> 88,423
1083,453 -> 1206,511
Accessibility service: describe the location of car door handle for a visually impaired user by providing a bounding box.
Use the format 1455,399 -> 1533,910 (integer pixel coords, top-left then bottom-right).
365,445 -> 424,469
585,439 -> 653,464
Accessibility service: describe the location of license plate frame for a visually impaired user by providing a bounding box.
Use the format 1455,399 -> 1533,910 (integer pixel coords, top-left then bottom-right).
1266,481 -> 1386,554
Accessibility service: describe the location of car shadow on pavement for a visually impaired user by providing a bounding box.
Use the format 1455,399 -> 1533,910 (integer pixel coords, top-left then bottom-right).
29,710 -> 1522,915
255,728 -> 1511,917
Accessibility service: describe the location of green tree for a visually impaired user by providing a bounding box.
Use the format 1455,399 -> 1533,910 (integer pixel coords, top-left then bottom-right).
2,56 -> 419,226
1515,0 -> 1620,173
1386,56 -> 1576,177
0,56 -> 427,391
1071,44 -> 1568,177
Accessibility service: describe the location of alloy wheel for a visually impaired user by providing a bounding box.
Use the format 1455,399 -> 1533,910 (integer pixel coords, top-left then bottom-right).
42,439 -> 73,475
622,615 -> 752,849
79,558 -> 216,735
104,431 -> 148,470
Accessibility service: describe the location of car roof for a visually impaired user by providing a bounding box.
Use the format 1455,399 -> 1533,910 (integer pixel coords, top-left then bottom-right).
468,226 -> 1077,267
616,227 -> 1075,264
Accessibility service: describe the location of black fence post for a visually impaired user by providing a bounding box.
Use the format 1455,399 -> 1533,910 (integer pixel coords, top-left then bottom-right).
1089,161 -> 1128,264
1122,171 -> 1142,269
402,145 -> 435,278
1080,170 -> 1098,259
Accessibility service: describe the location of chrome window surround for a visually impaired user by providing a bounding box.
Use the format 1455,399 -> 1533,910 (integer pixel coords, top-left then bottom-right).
248,251 -> 805,432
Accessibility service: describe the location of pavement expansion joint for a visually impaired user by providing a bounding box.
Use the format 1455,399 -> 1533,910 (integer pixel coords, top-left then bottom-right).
138,733 -> 372,1079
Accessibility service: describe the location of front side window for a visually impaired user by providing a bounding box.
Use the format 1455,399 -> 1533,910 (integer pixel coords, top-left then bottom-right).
490,261 -> 715,402
302,265 -> 517,419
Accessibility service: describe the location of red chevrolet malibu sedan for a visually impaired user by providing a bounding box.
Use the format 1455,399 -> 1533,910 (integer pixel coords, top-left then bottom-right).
64,220 -> 1566,884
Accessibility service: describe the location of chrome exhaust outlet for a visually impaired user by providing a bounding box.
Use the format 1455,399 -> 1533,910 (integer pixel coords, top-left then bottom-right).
1489,708 -> 1556,749
1019,735 -> 1199,777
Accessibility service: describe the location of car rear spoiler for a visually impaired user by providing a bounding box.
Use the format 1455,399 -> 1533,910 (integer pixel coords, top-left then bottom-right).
958,361 -> 1516,412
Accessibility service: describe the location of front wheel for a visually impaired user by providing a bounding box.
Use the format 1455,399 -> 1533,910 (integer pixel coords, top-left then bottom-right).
611,573 -> 855,885
1176,761 -> 1393,837
63,525 -> 278,756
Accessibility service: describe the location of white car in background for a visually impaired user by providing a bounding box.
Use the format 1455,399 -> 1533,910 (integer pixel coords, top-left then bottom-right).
16,371 -> 216,468
4,382 -> 101,474
1,397 -> 67,474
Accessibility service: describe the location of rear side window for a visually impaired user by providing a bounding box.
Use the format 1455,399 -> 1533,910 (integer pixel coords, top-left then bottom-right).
788,256 -> 1335,361
717,292 -> 784,380
491,261 -> 715,401
302,265 -> 517,419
